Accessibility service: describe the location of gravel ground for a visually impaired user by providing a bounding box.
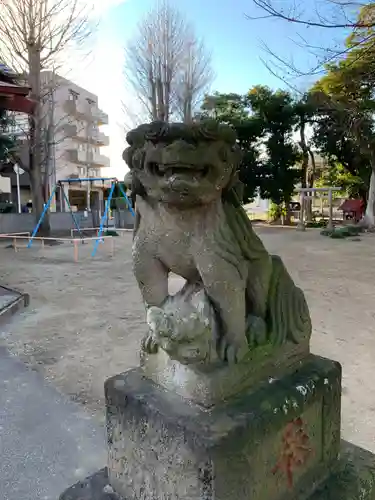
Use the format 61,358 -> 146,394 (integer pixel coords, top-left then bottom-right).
1,228 -> 375,454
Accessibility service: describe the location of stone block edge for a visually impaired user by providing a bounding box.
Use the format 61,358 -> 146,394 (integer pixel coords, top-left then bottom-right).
58,441 -> 375,500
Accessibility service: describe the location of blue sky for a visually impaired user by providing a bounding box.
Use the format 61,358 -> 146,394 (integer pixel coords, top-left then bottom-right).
75,0 -> 351,176
105,0 -> 349,91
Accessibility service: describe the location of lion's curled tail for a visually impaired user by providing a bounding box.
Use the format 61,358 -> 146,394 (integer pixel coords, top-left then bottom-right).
267,255 -> 312,346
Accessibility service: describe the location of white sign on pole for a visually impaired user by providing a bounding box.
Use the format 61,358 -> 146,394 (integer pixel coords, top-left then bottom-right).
13,164 -> 25,214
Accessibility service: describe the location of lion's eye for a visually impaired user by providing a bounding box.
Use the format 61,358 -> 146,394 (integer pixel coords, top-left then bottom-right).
147,162 -> 163,176
218,148 -> 229,161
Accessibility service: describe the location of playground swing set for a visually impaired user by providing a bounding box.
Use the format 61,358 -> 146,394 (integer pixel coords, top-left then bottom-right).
27,177 -> 135,258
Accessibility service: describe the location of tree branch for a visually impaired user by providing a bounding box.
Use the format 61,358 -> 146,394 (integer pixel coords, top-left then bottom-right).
123,0 -> 213,123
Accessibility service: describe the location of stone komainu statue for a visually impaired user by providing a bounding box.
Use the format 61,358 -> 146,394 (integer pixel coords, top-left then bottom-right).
123,120 -> 311,364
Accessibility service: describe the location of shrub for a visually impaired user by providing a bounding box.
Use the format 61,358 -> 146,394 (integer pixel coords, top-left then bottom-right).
320,224 -> 363,239
268,203 -> 287,221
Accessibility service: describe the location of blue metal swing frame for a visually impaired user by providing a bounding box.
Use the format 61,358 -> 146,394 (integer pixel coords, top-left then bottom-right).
27,177 -> 135,258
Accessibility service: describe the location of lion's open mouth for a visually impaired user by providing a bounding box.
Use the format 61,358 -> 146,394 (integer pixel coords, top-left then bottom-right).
147,162 -> 209,180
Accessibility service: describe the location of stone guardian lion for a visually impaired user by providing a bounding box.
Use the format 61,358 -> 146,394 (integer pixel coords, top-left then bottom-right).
123,120 -> 311,364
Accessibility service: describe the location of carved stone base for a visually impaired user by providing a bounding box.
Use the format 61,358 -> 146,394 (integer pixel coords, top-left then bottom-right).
59,354 -> 375,500
59,442 -> 375,500
102,355 -> 342,500
140,341 -> 309,407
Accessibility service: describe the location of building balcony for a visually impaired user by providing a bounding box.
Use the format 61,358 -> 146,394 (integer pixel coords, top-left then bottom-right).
64,100 -> 109,125
63,123 -> 85,141
64,177 -> 113,189
90,178 -> 113,188
65,148 -> 110,168
65,148 -> 85,164
90,107 -> 109,126
93,131 -> 109,146
63,124 -> 109,146
91,153 -> 110,168
64,99 -> 86,118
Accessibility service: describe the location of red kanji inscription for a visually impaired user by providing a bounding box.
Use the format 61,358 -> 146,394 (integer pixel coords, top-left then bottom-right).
271,417 -> 313,488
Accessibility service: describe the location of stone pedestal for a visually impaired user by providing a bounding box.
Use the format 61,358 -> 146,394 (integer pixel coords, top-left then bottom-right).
58,442 -> 375,500
60,355 -> 375,500
106,355 -> 340,500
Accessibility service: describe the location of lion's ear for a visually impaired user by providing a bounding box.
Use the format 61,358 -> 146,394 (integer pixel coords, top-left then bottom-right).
232,179 -> 244,203
222,170 -> 244,206
122,147 -> 133,167
227,169 -> 243,195
124,170 -> 132,188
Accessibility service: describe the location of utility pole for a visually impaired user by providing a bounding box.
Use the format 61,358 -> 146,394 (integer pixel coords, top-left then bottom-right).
85,99 -> 92,214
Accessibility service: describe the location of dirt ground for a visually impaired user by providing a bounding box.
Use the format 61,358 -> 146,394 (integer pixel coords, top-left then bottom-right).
1,228 -> 375,453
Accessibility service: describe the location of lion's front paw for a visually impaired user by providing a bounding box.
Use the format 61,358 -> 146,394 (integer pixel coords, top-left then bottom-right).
246,315 -> 267,348
217,334 -> 248,364
141,331 -> 159,354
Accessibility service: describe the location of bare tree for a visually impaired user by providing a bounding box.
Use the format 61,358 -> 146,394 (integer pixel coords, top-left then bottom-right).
247,1 -> 375,77
0,0 -> 94,234
174,34 -> 214,122
250,0 -> 372,29
124,0 -> 214,124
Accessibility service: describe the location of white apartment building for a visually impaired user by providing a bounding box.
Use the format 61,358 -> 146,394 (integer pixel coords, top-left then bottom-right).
6,71 -> 111,212
40,71 -> 110,212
